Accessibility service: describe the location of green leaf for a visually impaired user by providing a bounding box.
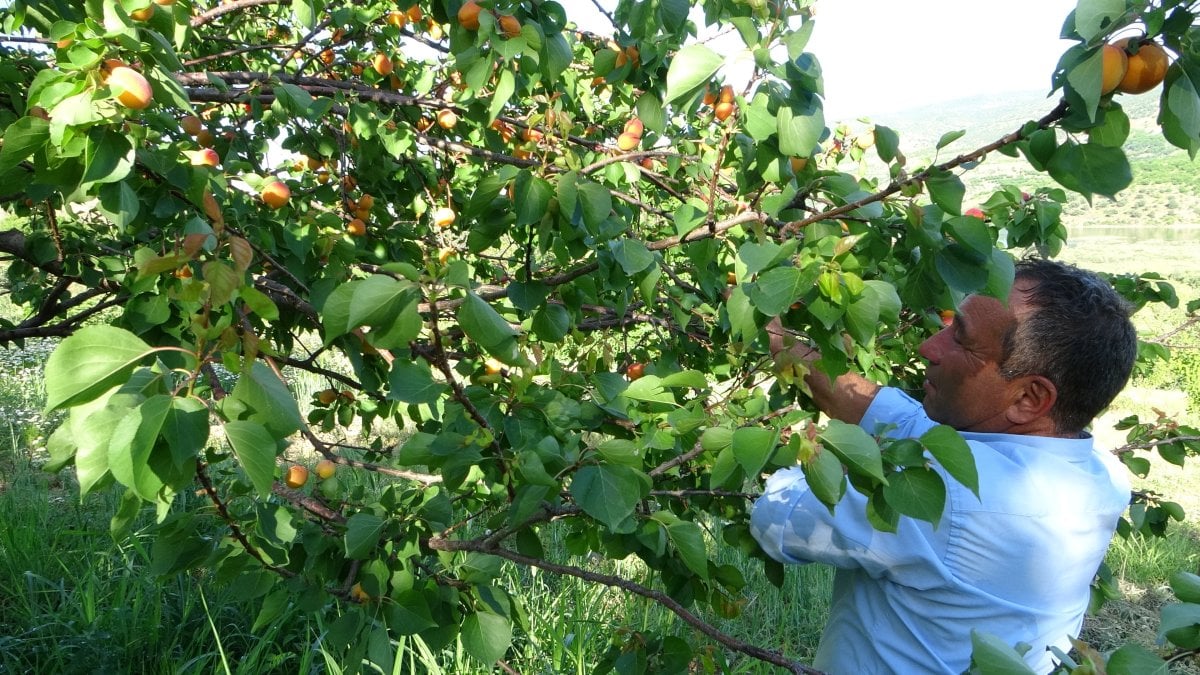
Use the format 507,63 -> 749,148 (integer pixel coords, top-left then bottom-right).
651,513 -> 709,579
843,291 -> 880,344
97,181 -> 140,229
458,292 -> 522,365
1073,0 -> 1124,41
386,589 -> 438,635
1046,141 -> 1131,200
1105,644 -> 1169,675
926,168 -> 965,215
738,241 -> 783,276
1171,571 -> 1200,604
461,611 -> 512,664
777,102 -> 824,158
664,44 -> 723,105
660,370 -> 707,389
749,266 -> 807,317
570,464 -> 649,530
162,396 -> 208,469
0,116 -> 50,174
1162,68 -> 1200,157
231,361 -> 302,438
1088,105 -> 1130,147
488,69 -> 515,125
387,360 -> 447,404
935,245 -> 989,294
532,304 -> 570,342
344,512 -> 386,560
635,91 -> 666,134
291,0 -> 315,29
732,426 -> 777,479
920,425 -> 979,498
969,630 -> 1038,674
863,280 -> 901,323
882,467 -> 946,527
576,180 -> 612,230
819,420 -> 885,482
803,448 -> 845,507
107,396 -> 171,502
45,326 -> 153,412
935,130 -> 965,150
507,281 -> 550,312
874,125 -> 900,162
610,238 -> 655,275
346,275 -> 411,331
224,420 -> 277,498
700,427 -> 734,453
1162,602 -> 1200,648
624,375 -> 674,405
514,171 -> 552,227
1066,47 -> 1103,122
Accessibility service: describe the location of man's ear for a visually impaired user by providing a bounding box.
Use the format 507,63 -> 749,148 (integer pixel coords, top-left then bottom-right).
1007,375 -> 1057,425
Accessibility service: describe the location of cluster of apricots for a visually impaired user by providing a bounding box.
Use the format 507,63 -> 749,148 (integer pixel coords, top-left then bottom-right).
616,117 -> 645,152
456,1 -> 521,38
283,458 -> 338,489
1100,36 -> 1171,95
702,84 -> 737,122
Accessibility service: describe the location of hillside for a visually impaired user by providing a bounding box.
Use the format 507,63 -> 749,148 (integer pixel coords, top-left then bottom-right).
846,89 -> 1200,230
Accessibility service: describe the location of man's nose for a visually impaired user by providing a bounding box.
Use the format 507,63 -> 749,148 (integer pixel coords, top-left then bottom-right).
918,331 -> 944,364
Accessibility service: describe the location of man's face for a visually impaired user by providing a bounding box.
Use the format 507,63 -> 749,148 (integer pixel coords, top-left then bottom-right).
916,283 -> 1032,432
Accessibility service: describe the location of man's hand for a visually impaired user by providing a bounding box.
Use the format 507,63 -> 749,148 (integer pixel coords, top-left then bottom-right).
766,318 -> 881,424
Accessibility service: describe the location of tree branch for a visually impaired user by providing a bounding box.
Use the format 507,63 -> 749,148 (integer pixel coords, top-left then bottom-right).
425,536 -> 821,674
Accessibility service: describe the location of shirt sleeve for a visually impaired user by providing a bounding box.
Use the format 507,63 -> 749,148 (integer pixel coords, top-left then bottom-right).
749,467 -> 946,586
749,388 -> 948,585
859,387 -> 938,440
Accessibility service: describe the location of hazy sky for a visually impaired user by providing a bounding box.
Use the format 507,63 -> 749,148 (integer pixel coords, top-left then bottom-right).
573,0 -> 1080,119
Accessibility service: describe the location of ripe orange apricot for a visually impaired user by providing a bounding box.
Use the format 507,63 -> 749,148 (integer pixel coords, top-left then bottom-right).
714,100 -> 735,122
372,52 -> 393,75
433,207 -> 456,228
616,132 -> 639,151
108,66 -> 153,109
405,5 -> 423,23
458,0 -> 482,30
385,10 -> 407,28
180,114 -> 203,136
702,87 -> 717,106
498,14 -> 521,38
185,148 -> 220,167
261,180 -> 291,209
346,218 -> 367,237
718,84 -> 734,103
316,459 -> 336,479
130,4 -> 155,21
437,109 -> 458,129
1115,38 -> 1169,94
623,118 -> 644,137
285,465 -> 309,489
627,363 -> 645,380
1100,43 -> 1128,95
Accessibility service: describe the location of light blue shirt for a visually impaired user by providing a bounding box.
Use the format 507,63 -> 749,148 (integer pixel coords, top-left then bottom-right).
750,388 -> 1130,674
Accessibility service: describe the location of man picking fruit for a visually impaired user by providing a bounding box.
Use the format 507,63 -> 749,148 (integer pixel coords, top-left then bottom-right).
752,258 -> 1135,673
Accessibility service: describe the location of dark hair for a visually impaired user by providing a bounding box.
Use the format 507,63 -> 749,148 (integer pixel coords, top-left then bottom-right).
999,258 -> 1137,434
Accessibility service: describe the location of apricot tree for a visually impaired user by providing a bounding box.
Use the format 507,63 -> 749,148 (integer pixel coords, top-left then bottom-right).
1,0 -> 1199,672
